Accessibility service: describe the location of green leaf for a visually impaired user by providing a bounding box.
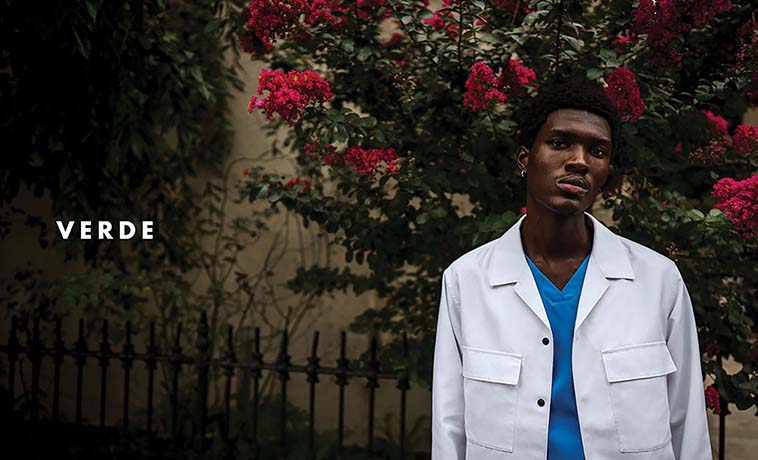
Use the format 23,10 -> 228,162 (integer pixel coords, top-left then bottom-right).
267,189 -> 284,203
586,68 -> 604,80
416,212 -> 430,225
562,35 -> 584,52
431,207 -> 448,219
85,1 -> 98,22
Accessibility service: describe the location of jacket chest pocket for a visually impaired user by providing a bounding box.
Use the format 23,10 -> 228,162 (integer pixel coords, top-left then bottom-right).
461,346 -> 521,453
602,341 -> 677,453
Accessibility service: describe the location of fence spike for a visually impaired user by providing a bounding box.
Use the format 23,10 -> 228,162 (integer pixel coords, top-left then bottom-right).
145,320 -> 158,432
307,331 -> 321,460
170,322 -> 183,442
195,312 -> 210,452
336,330 -> 348,459
122,321 -> 135,432
6,316 -> 20,411
367,334 -> 380,457
98,319 -> 111,428
74,318 -> 87,424
223,324 -> 236,457
29,315 -> 42,421
52,317 -> 64,421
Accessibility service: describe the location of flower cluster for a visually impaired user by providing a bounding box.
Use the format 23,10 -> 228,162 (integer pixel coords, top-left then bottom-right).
248,69 -> 334,125
711,175 -> 758,239
344,146 -> 400,176
704,385 -> 721,414
604,67 -> 645,123
704,342 -> 721,358
490,0 -> 533,22
464,61 -> 507,112
702,110 -> 730,138
611,34 -> 638,55
422,11 -> 459,38
733,125 -> 758,157
243,0 -> 307,49
689,139 -> 727,165
305,142 -> 341,164
284,177 -> 313,192
735,20 -> 758,106
305,143 -> 398,176
499,59 -> 537,96
240,0 -> 355,50
382,32 -> 403,47
633,0 -> 732,65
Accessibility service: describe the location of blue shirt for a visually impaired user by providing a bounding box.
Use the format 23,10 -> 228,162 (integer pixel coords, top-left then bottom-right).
525,252 -> 590,460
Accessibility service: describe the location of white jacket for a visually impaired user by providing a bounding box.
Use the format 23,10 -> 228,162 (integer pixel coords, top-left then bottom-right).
432,212 -> 711,459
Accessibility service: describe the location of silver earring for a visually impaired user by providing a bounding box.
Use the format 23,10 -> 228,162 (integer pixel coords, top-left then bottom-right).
520,169 -> 526,177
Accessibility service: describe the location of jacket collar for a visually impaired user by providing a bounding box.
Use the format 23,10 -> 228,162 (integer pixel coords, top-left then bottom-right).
486,211 -> 635,331
486,211 -> 635,287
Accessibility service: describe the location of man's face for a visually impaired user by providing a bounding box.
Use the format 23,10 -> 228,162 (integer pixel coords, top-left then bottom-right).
516,108 -> 612,215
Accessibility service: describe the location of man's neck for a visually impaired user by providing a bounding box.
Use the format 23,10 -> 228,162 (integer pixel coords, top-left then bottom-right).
520,207 -> 594,262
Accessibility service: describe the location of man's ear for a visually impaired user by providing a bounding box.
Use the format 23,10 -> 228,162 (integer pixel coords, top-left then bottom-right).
516,145 -> 529,171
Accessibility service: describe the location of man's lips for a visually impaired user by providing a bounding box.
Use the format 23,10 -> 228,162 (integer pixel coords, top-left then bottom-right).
556,175 -> 590,195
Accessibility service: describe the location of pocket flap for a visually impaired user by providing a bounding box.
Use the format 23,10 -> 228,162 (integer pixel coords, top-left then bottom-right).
462,346 -> 521,385
602,341 -> 677,383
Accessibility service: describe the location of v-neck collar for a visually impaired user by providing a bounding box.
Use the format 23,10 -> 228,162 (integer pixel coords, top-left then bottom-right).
525,252 -> 591,296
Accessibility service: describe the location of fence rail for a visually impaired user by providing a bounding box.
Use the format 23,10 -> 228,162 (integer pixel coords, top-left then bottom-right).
0,312 -> 422,459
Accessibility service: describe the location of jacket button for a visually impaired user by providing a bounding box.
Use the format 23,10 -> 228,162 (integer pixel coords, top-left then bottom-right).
542,337 -> 550,345
537,399 -> 545,407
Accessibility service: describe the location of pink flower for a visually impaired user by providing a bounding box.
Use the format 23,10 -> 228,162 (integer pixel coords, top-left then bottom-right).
344,147 -> 400,176
464,61 -> 507,112
249,69 -> 333,125
490,0 -> 533,18
243,0 -> 306,49
612,35 -> 633,45
701,110 -> 730,138
674,143 -> 683,154
382,32 -> 403,47
712,175 -> 758,239
520,206 -> 527,215
499,59 -> 536,96
704,385 -> 721,414
632,0 -> 732,65
284,177 -> 313,192
305,143 -> 340,165
734,22 -> 758,106
421,6 -> 459,39
689,139 -> 727,165
733,125 -> 758,157
604,67 -> 645,123
705,342 -> 720,357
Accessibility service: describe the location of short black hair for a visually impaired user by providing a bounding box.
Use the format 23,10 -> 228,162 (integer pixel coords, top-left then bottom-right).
517,76 -> 621,156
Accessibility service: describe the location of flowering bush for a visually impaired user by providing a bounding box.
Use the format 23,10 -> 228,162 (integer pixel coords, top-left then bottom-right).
239,0 -> 758,412
248,69 -> 334,125
712,175 -> 758,238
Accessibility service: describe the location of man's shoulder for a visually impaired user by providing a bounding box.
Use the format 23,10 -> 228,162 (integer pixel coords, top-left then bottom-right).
444,234 -> 503,277
614,232 -> 682,281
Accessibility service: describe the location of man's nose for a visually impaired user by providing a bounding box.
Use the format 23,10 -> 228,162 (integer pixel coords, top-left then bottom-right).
565,146 -> 590,172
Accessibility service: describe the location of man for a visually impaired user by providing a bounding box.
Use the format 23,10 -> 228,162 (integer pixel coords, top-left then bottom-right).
431,77 -> 712,459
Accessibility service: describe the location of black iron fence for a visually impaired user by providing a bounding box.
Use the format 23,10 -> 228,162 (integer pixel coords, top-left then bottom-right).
0,312 -> 734,460
0,312 -> 426,460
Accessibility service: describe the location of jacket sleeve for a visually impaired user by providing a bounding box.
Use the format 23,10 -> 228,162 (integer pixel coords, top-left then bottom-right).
666,270 -> 712,460
432,268 -> 466,459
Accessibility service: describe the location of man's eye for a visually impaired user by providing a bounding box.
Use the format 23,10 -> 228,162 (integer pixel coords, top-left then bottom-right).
550,140 -> 567,148
592,148 -> 608,157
